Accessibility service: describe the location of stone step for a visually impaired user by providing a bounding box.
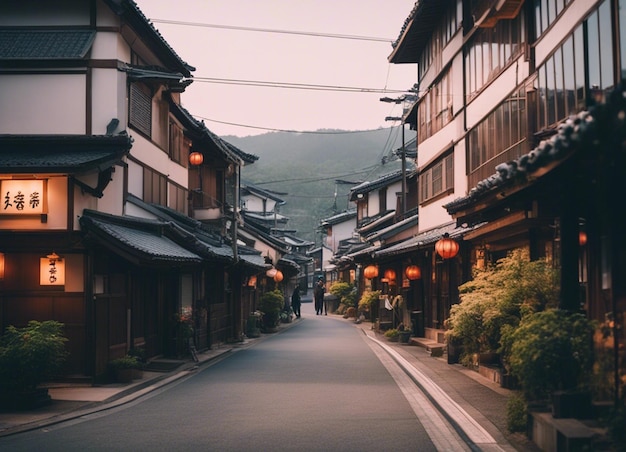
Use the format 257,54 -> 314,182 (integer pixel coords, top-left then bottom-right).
409,337 -> 445,357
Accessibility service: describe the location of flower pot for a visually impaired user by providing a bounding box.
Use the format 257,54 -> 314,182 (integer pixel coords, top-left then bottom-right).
399,331 -> 411,343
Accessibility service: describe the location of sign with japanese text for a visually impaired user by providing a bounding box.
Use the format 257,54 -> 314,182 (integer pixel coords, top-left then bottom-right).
40,256 -> 65,286
1,179 -> 46,215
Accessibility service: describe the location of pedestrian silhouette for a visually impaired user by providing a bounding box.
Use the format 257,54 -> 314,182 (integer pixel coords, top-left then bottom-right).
291,286 -> 301,318
314,278 -> 326,315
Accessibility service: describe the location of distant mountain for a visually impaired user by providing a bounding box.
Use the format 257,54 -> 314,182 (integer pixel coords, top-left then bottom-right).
225,128 -> 416,243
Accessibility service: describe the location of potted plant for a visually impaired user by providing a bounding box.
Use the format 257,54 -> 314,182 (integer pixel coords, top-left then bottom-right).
127,347 -> 146,379
507,309 -> 595,417
0,320 -> 68,409
358,290 -> 381,322
384,328 -> 400,342
109,355 -> 139,383
258,289 -> 284,332
398,323 -> 411,343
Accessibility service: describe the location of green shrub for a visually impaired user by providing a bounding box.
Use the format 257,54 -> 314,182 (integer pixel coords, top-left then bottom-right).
508,309 -> 595,401
0,320 -> 68,393
358,290 -> 380,312
109,355 -> 139,370
258,289 -> 284,328
445,249 -> 559,368
329,281 -> 357,310
506,392 -> 528,432
384,328 -> 399,338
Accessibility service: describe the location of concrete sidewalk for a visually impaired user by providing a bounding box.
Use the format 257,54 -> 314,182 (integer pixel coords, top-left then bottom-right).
0,315 -> 538,450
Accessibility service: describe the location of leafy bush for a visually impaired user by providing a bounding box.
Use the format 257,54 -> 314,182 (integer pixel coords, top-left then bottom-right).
445,249 -> 559,367
508,309 -> 595,401
0,320 -> 68,393
506,392 -> 528,432
329,281 -> 357,310
358,290 -> 380,312
109,355 -> 139,369
384,328 -> 399,338
258,289 -> 284,328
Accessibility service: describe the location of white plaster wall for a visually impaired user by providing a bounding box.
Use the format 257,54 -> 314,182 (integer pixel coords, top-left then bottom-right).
125,202 -> 159,220
91,68 -> 125,135
127,159 -> 144,201
368,191 -> 380,217
0,75 -> 86,134
327,218 -> 356,252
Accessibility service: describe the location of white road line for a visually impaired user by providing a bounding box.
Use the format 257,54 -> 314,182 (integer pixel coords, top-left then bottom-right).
366,337 -> 471,451
364,330 -> 507,451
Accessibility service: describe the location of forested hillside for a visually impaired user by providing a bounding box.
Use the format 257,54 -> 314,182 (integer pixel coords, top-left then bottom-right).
226,127 -> 415,243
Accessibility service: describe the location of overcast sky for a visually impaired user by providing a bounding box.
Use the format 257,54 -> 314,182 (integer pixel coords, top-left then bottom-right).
134,0 -> 417,137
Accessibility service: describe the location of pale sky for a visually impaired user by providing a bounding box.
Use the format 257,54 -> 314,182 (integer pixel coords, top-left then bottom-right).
134,0 -> 417,137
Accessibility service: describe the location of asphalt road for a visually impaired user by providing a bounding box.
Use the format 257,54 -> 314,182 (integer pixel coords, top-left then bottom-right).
0,303 -> 467,451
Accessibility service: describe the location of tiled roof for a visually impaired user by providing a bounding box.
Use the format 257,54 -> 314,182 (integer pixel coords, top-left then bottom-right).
0,30 -> 96,59
80,210 -> 202,266
320,209 -> 357,227
389,1 -> 447,64
103,0 -> 194,76
349,170 -> 405,201
0,134 -> 132,174
373,222 -> 468,258
444,109 -> 595,214
168,99 -> 258,164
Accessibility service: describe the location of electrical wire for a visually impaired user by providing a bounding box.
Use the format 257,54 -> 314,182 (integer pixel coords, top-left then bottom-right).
189,76 -> 410,94
150,19 -> 393,43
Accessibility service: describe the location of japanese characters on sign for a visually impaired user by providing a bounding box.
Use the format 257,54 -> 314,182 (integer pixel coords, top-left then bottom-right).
39,255 -> 65,286
0,180 -> 46,215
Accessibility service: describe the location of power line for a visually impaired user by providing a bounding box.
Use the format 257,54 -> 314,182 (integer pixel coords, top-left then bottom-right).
190,76 -> 410,94
150,19 -> 393,43
193,114 -> 397,135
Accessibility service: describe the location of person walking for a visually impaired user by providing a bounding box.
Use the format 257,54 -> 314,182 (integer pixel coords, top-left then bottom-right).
291,286 -> 301,318
314,278 -> 325,315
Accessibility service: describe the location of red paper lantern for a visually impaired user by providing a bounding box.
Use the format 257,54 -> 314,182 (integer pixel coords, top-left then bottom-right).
384,269 -> 396,282
435,234 -> 459,259
189,151 -> 204,166
273,270 -> 284,282
579,231 -> 587,246
405,265 -> 421,281
363,265 -> 378,279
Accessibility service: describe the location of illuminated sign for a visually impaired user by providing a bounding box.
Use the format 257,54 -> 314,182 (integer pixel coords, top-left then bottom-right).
40,255 -> 65,286
1,180 -> 47,215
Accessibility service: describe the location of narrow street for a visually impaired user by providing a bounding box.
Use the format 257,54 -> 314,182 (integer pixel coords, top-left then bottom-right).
0,306 -> 477,452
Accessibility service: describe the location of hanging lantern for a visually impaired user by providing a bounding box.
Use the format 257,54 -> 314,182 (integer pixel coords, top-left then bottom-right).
266,267 -> 277,278
363,265 -> 378,279
435,233 -> 459,259
189,151 -> 204,166
579,231 -> 587,246
405,265 -> 421,281
273,270 -> 284,282
383,269 -> 396,282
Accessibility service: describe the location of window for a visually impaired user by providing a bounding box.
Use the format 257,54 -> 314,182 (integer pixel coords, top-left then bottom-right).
534,0 -> 574,38
419,153 -> 453,204
129,83 -> 152,137
417,0 -> 461,81
468,88 -> 528,188
465,13 -> 525,100
379,187 -> 387,212
535,1 -> 614,131
169,120 -> 186,166
418,68 -> 453,143
143,166 -> 167,206
168,182 -> 188,214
